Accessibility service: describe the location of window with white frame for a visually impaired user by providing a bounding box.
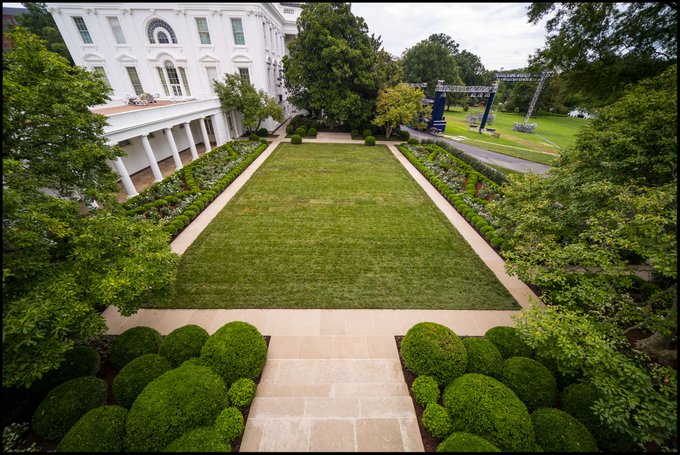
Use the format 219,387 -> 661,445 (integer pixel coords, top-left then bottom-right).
195,17 -> 211,44
238,67 -> 250,85
107,16 -> 126,44
156,66 -> 170,96
206,66 -> 218,94
178,67 -> 191,96
231,18 -> 245,45
72,16 -> 93,44
146,19 -> 178,44
126,66 -> 144,95
157,61 -> 190,96
92,66 -> 111,89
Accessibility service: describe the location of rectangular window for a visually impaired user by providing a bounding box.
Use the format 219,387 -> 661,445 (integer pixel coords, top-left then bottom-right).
231,18 -> 245,45
126,66 -> 144,95
165,66 -> 182,96
107,16 -> 126,44
72,16 -> 93,44
206,66 -> 218,95
178,67 -> 191,96
156,66 -> 170,96
195,17 -> 211,45
238,67 -> 250,85
93,66 -> 111,89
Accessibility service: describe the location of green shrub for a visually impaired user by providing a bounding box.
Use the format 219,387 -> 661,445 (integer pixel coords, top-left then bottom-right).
162,426 -> 230,452
214,407 -> 244,443
400,322 -> 467,385
295,126 -> 307,136
534,352 -> 582,390
442,373 -> 534,452
291,134 -> 302,145
412,375 -> 440,407
32,376 -> 107,441
308,127 -> 318,137
159,324 -> 209,368
249,133 -> 260,141
227,378 -> 257,408
125,364 -> 229,452
57,405 -> 128,452
199,321 -> 267,387
110,326 -> 162,371
462,337 -> 503,378
499,356 -> 557,411
490,236 -> 503,248
362,128 -> 372,138
423,403 -> 453,439
531,408 -> 598,452
31,346 -> 100,398
256,128 -> 268,137
365,136 -> 376,146
351,129 -> 359,137
436,432 -> 501,452
286,124 -> 295,134
484,326 -> 532,359
113,354 -> 172,408
398,130 -> 410,140
407,137 -> 419,145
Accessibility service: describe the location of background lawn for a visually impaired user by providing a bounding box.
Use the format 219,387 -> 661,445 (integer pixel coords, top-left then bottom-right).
155,143 -> 518,310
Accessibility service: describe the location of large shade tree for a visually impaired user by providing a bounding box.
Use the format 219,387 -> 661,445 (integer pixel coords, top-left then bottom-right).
400,34 -> 464,95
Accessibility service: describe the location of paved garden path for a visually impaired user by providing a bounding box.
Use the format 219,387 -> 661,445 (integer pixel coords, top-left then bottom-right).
102,122 -> 543,451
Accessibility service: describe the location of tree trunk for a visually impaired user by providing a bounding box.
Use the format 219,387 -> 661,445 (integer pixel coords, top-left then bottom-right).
385,124 -> 393,138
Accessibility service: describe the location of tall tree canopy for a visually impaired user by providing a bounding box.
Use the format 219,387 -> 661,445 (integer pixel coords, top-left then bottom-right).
526,2 -> 677,107
12,2 -> 72,64
400,33 -> 463,95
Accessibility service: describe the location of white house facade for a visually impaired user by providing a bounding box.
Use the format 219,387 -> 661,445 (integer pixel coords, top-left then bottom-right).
46,2 -> 301,198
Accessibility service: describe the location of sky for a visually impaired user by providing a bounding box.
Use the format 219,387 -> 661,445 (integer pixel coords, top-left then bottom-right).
4,2 -> 549,70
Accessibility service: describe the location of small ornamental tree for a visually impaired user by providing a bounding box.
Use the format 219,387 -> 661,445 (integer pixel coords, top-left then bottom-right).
214,73 -> 283,133
373,83 -> 432,137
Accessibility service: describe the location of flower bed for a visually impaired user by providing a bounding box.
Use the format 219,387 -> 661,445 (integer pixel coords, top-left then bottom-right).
397,142 -> 505,248
122,140 -> 269,238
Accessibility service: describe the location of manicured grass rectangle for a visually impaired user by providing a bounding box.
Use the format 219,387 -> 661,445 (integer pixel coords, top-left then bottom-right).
153,143 -> 518,310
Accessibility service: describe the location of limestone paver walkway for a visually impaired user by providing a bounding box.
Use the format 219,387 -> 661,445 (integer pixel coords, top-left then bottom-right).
103,123 -> 543,451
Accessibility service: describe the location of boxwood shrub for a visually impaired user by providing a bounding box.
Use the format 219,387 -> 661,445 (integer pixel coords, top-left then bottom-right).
125,364 -> 229,452
407,137 -> 419,145
351,129 -> 359,137
484,326 -> 532,359
295,126 -> 307,136
32,376 -> 107,441
256,128 -> 268,137
412,375 -> 440,407
462,337 -> 503,378
214,407 -> 244,443
159,324 -> 209,368
112,354 -> 172,408
400,322 -> 467,385
286,124 -> 295,134
31,346 -> 100,399
398,130 -> 410,140
423,403 -> 453,439
442,373 -> 535,452
56,405 -> 128,452
110,326 -> 162,371
365,136 -> 376,146
499,356 -> 557,411
308,127 -> 318,137
248,133 -> 260,141
436,432 -> 501,452
227,378 -> 257,408
199,321 -> 268,387
291,134 -> 302,144
531,407 -> 598,452
162,426 -> 230,452
362,128 -> 372,138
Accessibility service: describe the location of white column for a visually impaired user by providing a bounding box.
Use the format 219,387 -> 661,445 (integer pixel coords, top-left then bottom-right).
183,122 -> 199,161
199,117 -> 212,152
164,127 -> 183,170
221,111 -> 232,142
112,157 -> 138,198
140,134 -> 163,182
212,114 -> 227,145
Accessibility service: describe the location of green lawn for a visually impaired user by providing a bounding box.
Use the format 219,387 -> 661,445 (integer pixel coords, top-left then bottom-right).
154,143 -> 518,310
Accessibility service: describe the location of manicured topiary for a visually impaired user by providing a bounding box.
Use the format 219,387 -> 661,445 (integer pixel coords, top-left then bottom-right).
113,354 -> 172,408
249,133 -> 260,141
125,364 -> 229,452
400,322 -> 467,385
291,134 -> 302,144
351,129 -> 359,137
57,405 -> 128,452
32,346 -> 101,398
423,403 -> 453,439
484,326 -> 532,359
308,127 -> 318,137
162,426 -> 230,452
412,375 -> 440,407
286,124 -> 295,134
534,353 -> 581,390
499,356 -> 557,412
214,407 -> 244,443
442,373 -> 534,452
436,432 -> 501,452
398,130 -> 410,140
295,126 -> 307,136
256,128 -> 268,137
365,136 -> 376,146
199,321 -> 267,387
362,128 -> 372,138
407,137 -> 419,145
110,326 -> 162,371
159,324 -> 209,368
462,337 -> 503,378
227,378 -> 257,408
531,407 -> 598,452
32,376 -> 107,441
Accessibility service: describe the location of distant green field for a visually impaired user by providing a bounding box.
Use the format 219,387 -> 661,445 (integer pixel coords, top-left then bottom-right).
441,108 -> 589,165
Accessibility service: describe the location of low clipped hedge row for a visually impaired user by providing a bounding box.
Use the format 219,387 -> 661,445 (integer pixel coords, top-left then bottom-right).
420,138 -> 508,185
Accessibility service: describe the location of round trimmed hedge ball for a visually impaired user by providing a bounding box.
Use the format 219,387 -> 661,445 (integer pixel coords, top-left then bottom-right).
442,373 -> 534,452
32,376 -> 107,441
110,326 -> 162,370
290,134 -> 302,144
227,378 -> 257,408
534,353 -> 582,390
462,337 -> 503,378
436,432 -> 501,452
32,346 -> 101,399
484,326 -> 532,359
499,356 -> 557,412
57,405 -> 128,452
423,403 -> 453,439
125,364 -> 229,452
531,407 -> 598,452
199,321 -> 267,387
412,375 -> 440,407
162,426 -> 230,452
214,407 -> 244,443
159,324 -> 209,368
112,353 -> 172,408
400,322 -> 467,385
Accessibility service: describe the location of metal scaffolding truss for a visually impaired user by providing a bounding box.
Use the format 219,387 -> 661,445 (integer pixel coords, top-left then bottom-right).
496,71 -> 553,82
433,84 -> 495,97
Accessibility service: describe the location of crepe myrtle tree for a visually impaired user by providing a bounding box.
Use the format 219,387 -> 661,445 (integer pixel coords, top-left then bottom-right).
372,83 -> 432,137
214,73 -> 283,134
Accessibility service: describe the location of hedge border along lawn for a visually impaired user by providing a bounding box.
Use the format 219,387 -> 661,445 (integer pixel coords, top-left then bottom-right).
150,142 -> 518,310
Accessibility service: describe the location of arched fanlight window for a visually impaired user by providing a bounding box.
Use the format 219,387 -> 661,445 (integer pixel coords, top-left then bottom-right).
147,19 -> 178,44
